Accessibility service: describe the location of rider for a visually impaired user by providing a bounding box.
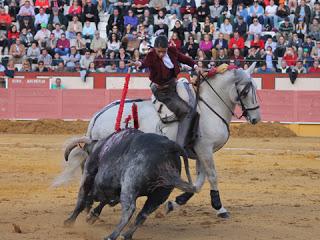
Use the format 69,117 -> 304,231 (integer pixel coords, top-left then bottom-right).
131,35 -> 199,150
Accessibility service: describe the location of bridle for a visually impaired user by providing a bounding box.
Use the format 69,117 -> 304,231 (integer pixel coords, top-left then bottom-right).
195,72 -> 260,131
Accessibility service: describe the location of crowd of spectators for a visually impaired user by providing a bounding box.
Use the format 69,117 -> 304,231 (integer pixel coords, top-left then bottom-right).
0,0 -> 319,76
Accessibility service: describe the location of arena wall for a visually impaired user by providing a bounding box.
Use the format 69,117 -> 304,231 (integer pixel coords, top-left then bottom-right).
0,72 -> 320,136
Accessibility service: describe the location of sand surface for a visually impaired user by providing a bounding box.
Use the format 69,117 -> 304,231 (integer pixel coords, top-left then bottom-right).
0,133 -> 319,240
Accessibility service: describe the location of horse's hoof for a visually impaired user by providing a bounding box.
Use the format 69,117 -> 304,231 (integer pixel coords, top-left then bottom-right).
86,213 -> 99,225
217,211 -> 230,219
63,219 -> 75,227
121,234 -> 132,240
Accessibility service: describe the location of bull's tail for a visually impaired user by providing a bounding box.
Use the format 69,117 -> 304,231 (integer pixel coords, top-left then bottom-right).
173,143 -> 193,185
51,136 -> 91,187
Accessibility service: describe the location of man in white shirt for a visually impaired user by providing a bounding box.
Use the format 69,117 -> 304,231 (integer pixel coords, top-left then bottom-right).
248,17 -> 262,40
264,0 -> 278,29
34,7 -> 49,30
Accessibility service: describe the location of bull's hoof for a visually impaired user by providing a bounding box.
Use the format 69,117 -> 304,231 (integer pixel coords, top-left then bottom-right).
121,233 -> 132,240
86,212 -> 99,225
63,218 -> 75,227
217,211 -> 230,218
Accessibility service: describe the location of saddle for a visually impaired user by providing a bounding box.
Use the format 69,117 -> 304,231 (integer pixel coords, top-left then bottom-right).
151,78 -> 196,123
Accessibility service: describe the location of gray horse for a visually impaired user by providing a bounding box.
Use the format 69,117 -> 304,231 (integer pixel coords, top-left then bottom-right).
55,63 -> 261,218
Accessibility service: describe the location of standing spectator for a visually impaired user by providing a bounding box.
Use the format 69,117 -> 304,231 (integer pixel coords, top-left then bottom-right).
294,60 -> 307,73
182,35 -> 198,59
80,49 -> 93,70
82,0 -> 99,28
264,0 -> 277,29
65,46 -> 81,70
26,41 -> 41,63
38,48 -> 52,67
180,0 -> 196,16
132,0 -> 149,16
248,0 -> 264,24
124,9 -> 139,30
228,31 -> 245,50
20,27 -> 34,47
139,8 -> 154,36
248,17 -> 262,40
35,60 -> 49,72
55,33 -> 70,56
17,0 -> 35,23
209,0 -> 223,24
308,60 -> 320,73
67,15 -> 82,39
169,0 -> 182,19
107,8 -> 124,35
0,7 -> 12,32
90,31 -> 106,53
196,0 -> 210,23
233,16 -> 247,37
294,0 -> 311,26
34,7 -> 49,30
149,0 -> 167,15
34,23 -> 51,48
9,38 -> 26,63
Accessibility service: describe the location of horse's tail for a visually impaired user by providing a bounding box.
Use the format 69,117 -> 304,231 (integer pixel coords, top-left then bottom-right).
51,136 -> 91,187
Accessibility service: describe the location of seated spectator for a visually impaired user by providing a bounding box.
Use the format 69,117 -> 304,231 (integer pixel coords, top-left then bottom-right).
301,36 -> 314,54
264,0 -> 277,29
82,20 -> 96,40
197,0 -> 210,23
289,32 -> 303,56
169,32 -> 182,51
170,0 -> 182,19
294,60 -> 307,73
20,16 -> 36,35
139,39 -> 150,56
107,8 -> 124,35
215,48 -> 229,66
107,33 -> 121,53
201,16 -> 215,37
132,0 -> 149,16
187,17 -> 201,43
106,50 -> 117,64
17,0 -> 35,23
274,2 -> 290,29
309,18 -> 320,41
301,48 -> 314,68
131,48 -> 140,62
274,35 -> 287,60
46,32 -> 57,55
20,59 -> 32,72
311,41 -> 320,60
38,48 -> 52,67
90,31 -> 106,53
220,0 -> 236,25
136,24 -> 149,41
9,38 -> 26,63
250,34 -> 264,50
20,28 -> 34,47
88,62 -> 96,72
52,23 -> 64,39
49,0 -> 64,15
248,0 -> 264,24
230,48 -> 244,67
235,4 -> 249,24
294,0 -> 311,26
295,18 -> 307,40
116,47 -> 130,63
212,33 -> 228,59
65,46 -> 81,70
82,0 -> 99,28
35,60 -> 49,72
124,9 -> 139,30
180,0 -> 196,16
182,35 -> 198,59
172,20 -> 185,43
139,8 -> 154,36
48,7 -> 68,31
308,60 -> 320,73
93,48 -> 106,72
276,60 -> 290,73
0,31 -> 7,54
199,34 -> 213,58
0,6 -> 12,32
154,9 -> 169,36
256,61 -> 274,73
55,61 -> 66,72
34,0 -> 50,14
110,0 -> 132,15
51,52 -> 64,70
34,23 -> 51,48
313,2 -> 320,20
233,16 -> 247,37
51,77 -> 65,89
70,32 -> 86,53
149,0 -> 167,15
248,17 -> 262,40
67,15 -> 83,39
105,61 -> 117,73
8,1 -> 20,22
182,14 -> 191,30
117,60 -> 129,73
68,0 -> 82,21
209,0 -> 223,24
34,7 -> 49,30
7,25 -> 20,48
278,17 -> 294,39
26,41 -> 41,63
55,33 -> 70,56
80,49 -> 93,70
125,31 -> 141,54
265,46 -> 277,69
229,31 -> 245,50
219,18 -> 233,40
245,47 -> 261,66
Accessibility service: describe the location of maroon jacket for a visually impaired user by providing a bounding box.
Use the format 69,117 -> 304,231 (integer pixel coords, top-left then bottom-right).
140,46 -> 195,86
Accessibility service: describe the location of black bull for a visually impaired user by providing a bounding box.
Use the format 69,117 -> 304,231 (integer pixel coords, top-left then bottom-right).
64,129 -> 196,240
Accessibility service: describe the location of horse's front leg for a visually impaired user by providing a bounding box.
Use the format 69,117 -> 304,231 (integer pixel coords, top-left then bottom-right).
198,150 -> 230,218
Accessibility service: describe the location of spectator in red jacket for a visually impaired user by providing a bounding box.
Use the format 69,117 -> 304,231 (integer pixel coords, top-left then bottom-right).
309,60 -> 320,73
250,34 -> 265,50
132,0 -> 149,15
283,47 -> 298,67
228,31 -> 245,50
0,7 -> 12,31
169,32 -> 182,51
54,33 -> 70,56
8,25 -> 20,48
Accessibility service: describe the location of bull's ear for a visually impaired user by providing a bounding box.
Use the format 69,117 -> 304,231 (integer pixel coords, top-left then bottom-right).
246,62 -> 257,75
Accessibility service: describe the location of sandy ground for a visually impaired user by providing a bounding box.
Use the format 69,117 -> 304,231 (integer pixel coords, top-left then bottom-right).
0,134 -> 319,240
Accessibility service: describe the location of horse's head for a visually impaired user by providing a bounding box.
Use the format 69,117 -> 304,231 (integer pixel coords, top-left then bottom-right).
232,63 -> 261,124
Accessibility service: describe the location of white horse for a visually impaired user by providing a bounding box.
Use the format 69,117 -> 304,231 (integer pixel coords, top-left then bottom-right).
57,63 -> 261,218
